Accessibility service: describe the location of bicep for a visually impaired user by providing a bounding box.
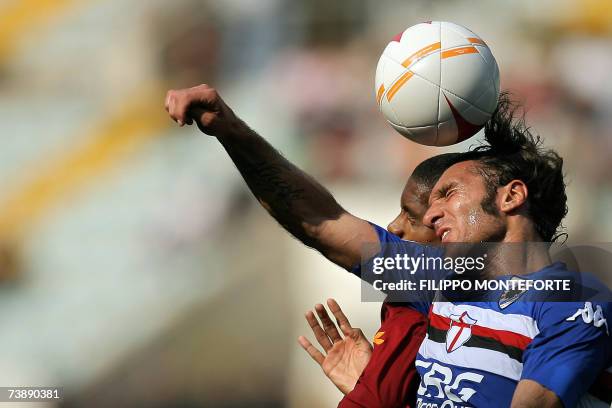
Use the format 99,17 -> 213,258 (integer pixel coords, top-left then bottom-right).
314,213 -> 380,270
511,380 -> 562,408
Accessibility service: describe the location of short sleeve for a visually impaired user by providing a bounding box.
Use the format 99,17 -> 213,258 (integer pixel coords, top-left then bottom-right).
350,223 -> 443,315
520,301 -> 611,408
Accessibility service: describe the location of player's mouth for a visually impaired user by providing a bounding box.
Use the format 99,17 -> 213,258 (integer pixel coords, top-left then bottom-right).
436,227 -> 451,243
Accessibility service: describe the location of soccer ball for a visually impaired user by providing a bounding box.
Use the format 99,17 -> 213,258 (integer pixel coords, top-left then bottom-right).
375,21 -> 500,146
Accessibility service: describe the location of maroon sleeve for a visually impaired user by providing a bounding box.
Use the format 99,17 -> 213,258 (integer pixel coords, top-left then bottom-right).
338,305 -> 427,408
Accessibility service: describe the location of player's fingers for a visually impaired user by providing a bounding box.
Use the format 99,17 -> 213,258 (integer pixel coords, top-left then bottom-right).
298,336 -> 325,366
315,303 -> 342,344
305,310 -> 333,352
327,298 -> 353,336
173,93 -> 192,127
166,91 -> 182,125
166,85 -> 221,127
164,91 -> 171,113
166,90 -> 195,126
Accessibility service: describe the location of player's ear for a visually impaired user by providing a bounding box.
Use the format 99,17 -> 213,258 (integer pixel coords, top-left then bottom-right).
499,179 -> 528,214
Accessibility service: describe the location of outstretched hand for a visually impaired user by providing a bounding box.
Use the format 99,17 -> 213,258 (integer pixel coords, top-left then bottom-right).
298,299 -> 373,395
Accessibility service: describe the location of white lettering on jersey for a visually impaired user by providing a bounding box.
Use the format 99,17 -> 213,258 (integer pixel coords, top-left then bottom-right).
566,302 -> 609,335
416,400 -> 473,408
416,360 -> 484,404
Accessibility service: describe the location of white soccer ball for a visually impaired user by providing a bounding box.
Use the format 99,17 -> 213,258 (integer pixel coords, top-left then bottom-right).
375,21 -> 500,146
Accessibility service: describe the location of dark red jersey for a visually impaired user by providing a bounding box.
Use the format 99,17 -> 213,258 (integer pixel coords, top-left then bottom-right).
338,303 -> 427,408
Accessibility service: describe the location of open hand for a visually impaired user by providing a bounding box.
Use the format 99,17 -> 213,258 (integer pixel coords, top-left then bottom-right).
298,299 -> 373,395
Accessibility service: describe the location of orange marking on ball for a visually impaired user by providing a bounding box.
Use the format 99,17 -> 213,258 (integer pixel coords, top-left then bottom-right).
401,42 -> 441,68
376,84 -> 385,105
441,46 -> 478,59
468,37 -> 486,46
386,71 -> 414,102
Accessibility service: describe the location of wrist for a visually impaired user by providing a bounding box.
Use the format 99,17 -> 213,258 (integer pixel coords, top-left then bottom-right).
338,383 -> 354,396
331,374 -> 359,395
216,117 -> 252,142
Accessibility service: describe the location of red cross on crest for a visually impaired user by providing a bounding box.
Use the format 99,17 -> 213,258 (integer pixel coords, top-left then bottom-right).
446,311 -> 477,353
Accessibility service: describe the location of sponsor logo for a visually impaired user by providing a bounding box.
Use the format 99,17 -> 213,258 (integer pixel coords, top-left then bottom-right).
373,331 -> 385,345
416,360 -> 484,406
566,302 -> 609,335
446,312 -> 477,352
416,399 -> 473,408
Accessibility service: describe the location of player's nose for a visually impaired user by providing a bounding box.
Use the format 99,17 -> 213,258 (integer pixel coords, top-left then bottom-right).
387,215 -> 403,238
423,202 -> 443,229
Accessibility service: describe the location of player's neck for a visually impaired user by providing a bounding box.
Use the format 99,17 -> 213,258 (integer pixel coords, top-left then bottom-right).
485,242 -> 552,278
502,215 -> 545,244
486,221 -> 551,277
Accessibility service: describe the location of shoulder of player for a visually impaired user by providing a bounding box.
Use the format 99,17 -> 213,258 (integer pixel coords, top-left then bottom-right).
380,303 -> 427,329
519,262 -> 610,305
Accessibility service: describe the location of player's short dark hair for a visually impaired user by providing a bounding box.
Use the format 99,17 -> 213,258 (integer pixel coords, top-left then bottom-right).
459,92 -> 568,242
411,153 -> 463,190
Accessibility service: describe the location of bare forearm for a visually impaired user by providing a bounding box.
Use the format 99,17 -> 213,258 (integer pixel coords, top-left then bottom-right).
218,121 -> 346,249
165,84 -> 377,268
511,380 -> 562,408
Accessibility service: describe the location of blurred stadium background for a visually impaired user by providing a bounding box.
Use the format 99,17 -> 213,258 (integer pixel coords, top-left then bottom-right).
0,0 -> 610,406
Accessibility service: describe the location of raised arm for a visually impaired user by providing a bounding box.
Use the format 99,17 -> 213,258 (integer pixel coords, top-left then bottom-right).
165,84 -> 378,269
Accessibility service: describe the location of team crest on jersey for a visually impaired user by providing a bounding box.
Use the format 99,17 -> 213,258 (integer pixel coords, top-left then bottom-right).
499,276 -> 528,309
446,312 -> 477,352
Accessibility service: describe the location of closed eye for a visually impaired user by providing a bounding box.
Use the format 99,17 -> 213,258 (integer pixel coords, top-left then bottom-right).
402,206 -> 419,224
441,183 -> 457,199
406,215 -> 418,225
430,182 -> 458,204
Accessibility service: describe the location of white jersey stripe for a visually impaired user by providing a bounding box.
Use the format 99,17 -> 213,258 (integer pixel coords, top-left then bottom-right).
419,336 -> 523,381
433,302 -> 540,339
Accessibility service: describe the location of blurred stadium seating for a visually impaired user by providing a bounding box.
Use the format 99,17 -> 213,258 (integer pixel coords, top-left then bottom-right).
0,0 -> 610,406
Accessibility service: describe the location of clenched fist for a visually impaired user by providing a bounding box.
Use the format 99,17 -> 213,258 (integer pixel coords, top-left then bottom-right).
165,84 -> 241,138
